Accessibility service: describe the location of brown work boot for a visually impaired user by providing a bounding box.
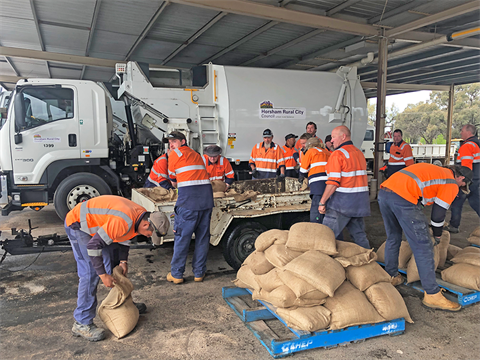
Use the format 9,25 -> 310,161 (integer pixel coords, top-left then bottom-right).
422,290 -> 461,312
194,274 -> 205,282
390,274 -> 404,287
72,322 -> 105,342
167,272 -> 184,284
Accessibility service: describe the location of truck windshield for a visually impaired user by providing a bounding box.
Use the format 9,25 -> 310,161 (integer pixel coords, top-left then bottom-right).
364,129 -> 374,141
19,87 -> 74,130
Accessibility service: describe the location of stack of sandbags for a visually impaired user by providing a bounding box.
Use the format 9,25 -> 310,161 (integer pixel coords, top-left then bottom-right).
138,187 -> 177,202
441,247 -> 480,291
234,223 -> 413,331
98,266 -> 140,339
405,238 -> 440,284
376,240 -> 413,269
467,226 -> 480,246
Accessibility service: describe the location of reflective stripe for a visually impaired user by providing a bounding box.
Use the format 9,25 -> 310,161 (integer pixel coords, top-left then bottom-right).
147,177 -> 160,186
311,161 -> 328,167
284,156 -> 294,160
220,157 -> 224,165
328,172 -> 341,178
255,158 -> 277,163
80,204 -> 133,235
174,148 -> 182,157
401,169 -> 456,204
286,166 -> 296,170
151,168 -> 168,178
341,170 -> 367,177
177,179 -> 211,187
431,220 -> 445,227
256,167 -> 277,172
98,227 -> 113,245
256,143 -> 260,149
176,165 -> 206,174
250,156 -> 255,162
300,168 -> 308,174
400,143 -> 407,150
474,159 -> 480,163
390,154 -> 403,160
80,201 -> 90,233
202,156 -> 207,166
309,176 -> 328,184
459,156 -> 474,160
338,148 -> 350,159
168,169 -> 176,176
210,176 -> 224,180
434,197 -> 450,209
336,186 -> 369,193
388,161 -> 405,165
225,170 -> 234,176
87,249 -> 103,257
404,156 -> 414,161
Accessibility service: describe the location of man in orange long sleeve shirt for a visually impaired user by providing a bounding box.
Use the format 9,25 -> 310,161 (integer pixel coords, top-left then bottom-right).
386,129 -> 414,177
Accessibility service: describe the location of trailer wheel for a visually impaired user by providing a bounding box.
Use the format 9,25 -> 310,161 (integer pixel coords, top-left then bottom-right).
222,221 -> 267,270
54,173 -> 111,220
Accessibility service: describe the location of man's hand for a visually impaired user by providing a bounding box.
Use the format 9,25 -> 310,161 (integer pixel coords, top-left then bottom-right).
434,236 -> 441,246
277,173 -> 285,180
251,168 -> 258,178
99,274 -> 115,288
119,261 -> 128,276
298,175 -> 305,184
318,204 -> 326,214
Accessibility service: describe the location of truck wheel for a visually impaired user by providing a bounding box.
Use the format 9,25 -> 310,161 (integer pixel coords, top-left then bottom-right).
54,173 -> 111,220
433,159 -> 443,166
222,221 -> 267,270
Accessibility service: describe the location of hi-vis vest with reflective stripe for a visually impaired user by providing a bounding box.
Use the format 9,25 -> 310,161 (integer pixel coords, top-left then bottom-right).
388,141 -> 414,166
148,154 -> 171,186
456,137 -> 480,180
300,147 -> 330,194
202,154 -> 235,183
168,146 -> 210,188
65,195 -> 146,245
282,145 -> 298,170
381,163 -> 458,208
249,142 -> 285,174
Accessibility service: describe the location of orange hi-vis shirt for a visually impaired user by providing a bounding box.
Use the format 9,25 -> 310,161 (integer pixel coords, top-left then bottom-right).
168,145 -> 214,210
202,154 -> 235,185
281,145 -> 298,171
456,136 -> 480,181
148,154 -> 172,188
295,135 -> 322,151
300,147 -> 330,195
325,141 -> 370,217
249,141 -> 285,179
388,141 -> 414,167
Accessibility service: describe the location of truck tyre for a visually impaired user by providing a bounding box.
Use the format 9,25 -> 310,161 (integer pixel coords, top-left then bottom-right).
54,172 -> 111,220
222,221 -> 267,270
433,159 -> 443,166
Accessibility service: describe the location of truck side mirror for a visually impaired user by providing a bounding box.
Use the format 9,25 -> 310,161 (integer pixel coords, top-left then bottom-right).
14,90 -> 26,132
15,133 -> 23,144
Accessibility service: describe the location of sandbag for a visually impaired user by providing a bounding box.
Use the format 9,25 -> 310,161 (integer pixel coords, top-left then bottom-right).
264,244 -> 303,268
284,250 -> 345,297
441,263 -> 480,291
447,244 -> 462,261
232,279 -> 251,289
292,291 -> 328,307
247,251 -> 275,275
471,226 -> 480,237
98,266 -> 139,339
255,268 -> 284,292
364,282 -> 413,323
236,265 -> 261,291
252,285 -> 296,308
276,306 -> 331,332
437,231 -> 451,268
277,269 -> 327,299
255,229 -> 289,252
138,187 -> 177,202
233,190 -> 258,202
211,180 -> 226,193
376,241 -> 412,269
406,245 -> 440,283
451,247 -> 480,267
345,262 -> 391,291
324,281 -> 384,330
334,240 -> 369,258
467,236 -> 480,246
213,192 -> 226,198
286,223 -> 337,256
335,249 -> 377,268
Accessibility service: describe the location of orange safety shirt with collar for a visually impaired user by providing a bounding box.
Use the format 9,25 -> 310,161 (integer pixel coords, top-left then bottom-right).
281,145 -> 298,171
295,135 -> 322,151
456,136 -> 480,180
202,154 -> 235,185
300,147 -> 330,195
325,141 -> 370,217
147,154 -> 173,188
249,141 -> 285,178
387,141 -> 414,177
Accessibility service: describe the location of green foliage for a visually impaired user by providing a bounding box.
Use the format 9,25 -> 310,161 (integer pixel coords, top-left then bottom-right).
367,100 -> 398,130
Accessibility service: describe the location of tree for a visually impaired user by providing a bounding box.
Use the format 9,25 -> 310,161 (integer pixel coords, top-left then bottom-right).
367,100 -> 398,132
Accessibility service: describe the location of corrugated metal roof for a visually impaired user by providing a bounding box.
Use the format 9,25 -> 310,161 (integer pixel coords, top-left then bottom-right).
34,0 -> 96,28
0,0 -> 33,19
89,30 -> 138,58
40,24 -> 89,55
0,16 -> 42,50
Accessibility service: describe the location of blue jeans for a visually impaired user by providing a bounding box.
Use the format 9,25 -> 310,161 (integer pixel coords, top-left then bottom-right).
65,225 -> 117,325
310,194 -> 324,224
378,189 -> 440,294
323,209 -> 370,248
449,180 -> 480,228
171,207 -> 212,278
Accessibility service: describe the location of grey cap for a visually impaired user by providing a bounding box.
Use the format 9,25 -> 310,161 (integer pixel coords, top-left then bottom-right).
163,131 -> 186,143
263,129 -> 273,137
149,211 -> 169,236
204,145 -> 222,156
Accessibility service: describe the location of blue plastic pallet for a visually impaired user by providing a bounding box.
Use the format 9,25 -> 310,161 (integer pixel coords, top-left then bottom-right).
222,286 -> 405,358
377,262 -> 480,307
471,244 -> 480,248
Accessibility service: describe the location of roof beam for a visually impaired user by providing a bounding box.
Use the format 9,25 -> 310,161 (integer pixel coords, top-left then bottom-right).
386,1 -> 480,37
387,62 -> 480,83
361,81 -> 449,91
161,11 -> 227,65
4,57 -> 20,76
326,0 -> 363,17
0,75 -> 22,84
81,0 -> 103,79
29,0 -> 51,78
169,0 -> 378,36
369,0 -> 433,24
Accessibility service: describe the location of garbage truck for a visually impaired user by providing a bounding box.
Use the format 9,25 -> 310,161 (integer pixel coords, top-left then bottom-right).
0,61 -> 368,220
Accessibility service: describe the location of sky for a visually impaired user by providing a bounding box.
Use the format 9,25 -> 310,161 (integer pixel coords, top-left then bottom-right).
368,90 -> 432,112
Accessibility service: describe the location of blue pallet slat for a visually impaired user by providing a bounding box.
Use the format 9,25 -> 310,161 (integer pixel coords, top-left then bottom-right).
223,286 -> 406,358
471,244 -> 480,248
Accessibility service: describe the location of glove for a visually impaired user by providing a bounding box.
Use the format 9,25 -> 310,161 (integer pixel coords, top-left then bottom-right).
277,173 -> 286,180
251,169 -> 258,178
434,236 -> 441,246
298,175 -> 305,184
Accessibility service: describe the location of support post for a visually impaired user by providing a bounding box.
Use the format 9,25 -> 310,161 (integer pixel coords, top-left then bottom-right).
444,84 -> 455,165
374,30 -> 388,184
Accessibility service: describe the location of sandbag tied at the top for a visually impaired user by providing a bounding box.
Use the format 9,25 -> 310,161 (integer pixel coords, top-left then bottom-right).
334,240 -> 370,258
255,229 -> 289,252
235,265 -> 261,292
468,226 -> 480,246
255,268 -> 284,292
364,282 -> 413,323
283,250 -> 345,297
345,261 -> 391,291
245,251 -> 275,275
277,269 -> 328,299
211,180 -> 227,193
286,223 -> 337,256
335,249 -> 377,268
451,247 -> 480,267
376,240 -> 413,269
406,244 -> 440,284
264,244 -> 303,268
441,263 -> 480,291
276,306 -> 331,332
447,244 -> 462,261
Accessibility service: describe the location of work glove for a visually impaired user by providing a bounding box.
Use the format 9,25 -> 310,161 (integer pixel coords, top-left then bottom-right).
434,236 -> 441,246
251,169 -> 258,178
298,175 -> 305,184
277,173 -> 286,181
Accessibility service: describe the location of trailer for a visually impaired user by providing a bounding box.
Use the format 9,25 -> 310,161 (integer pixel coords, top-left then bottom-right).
131,177 -> 310,269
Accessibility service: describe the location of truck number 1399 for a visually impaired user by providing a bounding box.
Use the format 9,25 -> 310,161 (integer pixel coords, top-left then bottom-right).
43,144 -> 54,148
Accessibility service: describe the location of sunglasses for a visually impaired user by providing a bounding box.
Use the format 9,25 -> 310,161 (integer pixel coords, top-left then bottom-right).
148,218 -> 163,237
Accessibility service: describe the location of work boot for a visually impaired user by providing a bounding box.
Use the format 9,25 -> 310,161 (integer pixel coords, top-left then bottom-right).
134,302 -> 147,314
444,225 -> 459,234
167,272 -> 184,284
72,322 -> 105,342
422,290 -> 461,312
194,274 -> 205,282
390,274 -> 404,287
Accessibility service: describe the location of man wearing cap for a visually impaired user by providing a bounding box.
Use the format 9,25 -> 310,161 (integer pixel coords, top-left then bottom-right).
299,137 -> 330,223
249,129 -> 285,179
202,145 -> 235,190
378,163 -> 472,311
144,148 -> 174,189
164,131 -> 214,284
65,195 -> 169,341
282,134 -> 299,178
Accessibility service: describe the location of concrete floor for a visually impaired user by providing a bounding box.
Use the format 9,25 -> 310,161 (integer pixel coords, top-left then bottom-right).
0,203 -> 479,360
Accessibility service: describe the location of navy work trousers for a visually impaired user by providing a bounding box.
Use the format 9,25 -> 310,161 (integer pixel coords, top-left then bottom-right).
171,206 -> 213,279
323,209 -> 370,248
378,189 -> 440,294
65,225 -> 118,325
310,194 -> 324,224
449,180 -> 480,228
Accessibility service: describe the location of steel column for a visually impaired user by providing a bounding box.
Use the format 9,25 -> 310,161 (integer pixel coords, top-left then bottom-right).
444,84 -> 455,165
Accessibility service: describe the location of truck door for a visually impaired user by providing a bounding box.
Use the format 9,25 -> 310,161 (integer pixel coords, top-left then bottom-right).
10,86 -> 79,185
